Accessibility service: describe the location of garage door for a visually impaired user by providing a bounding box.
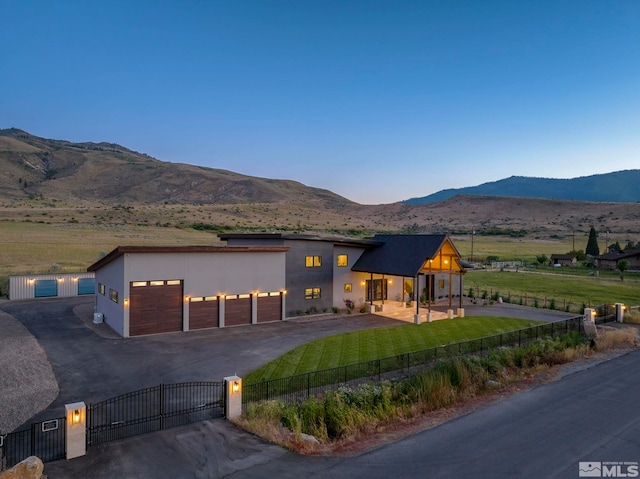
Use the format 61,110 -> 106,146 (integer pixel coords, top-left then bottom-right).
224,294 -> 251,326
78,277 -> 95,295
189,296 -> 219,330
35,279 -> 58,298
257,293 -> 282,323
129,280 -> 183,336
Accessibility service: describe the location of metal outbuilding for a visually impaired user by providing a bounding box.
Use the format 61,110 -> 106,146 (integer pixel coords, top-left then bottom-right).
9,273 -> 96,300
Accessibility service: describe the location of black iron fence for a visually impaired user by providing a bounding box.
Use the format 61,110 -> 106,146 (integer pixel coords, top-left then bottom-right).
0,416 -> 66,470
243,316 -> 583,407
593,304 -> 617,324
87,381 -> 225,446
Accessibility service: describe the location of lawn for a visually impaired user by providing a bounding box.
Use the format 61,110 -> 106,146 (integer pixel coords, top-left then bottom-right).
245,316 -> 540,383
466,270 -> 640,308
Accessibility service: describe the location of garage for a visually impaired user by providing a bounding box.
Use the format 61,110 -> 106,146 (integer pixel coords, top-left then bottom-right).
189,296 -> 219,330
257,292 -> 282,323
34,279 -> 58,298
129,280 -> 183,336
224,294 -> 252,326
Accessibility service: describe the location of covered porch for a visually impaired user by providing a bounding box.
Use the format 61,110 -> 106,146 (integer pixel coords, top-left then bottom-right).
351,234 -> 466,324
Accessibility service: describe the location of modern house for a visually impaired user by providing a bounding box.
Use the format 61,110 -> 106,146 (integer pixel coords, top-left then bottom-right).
89,234 -> 465,337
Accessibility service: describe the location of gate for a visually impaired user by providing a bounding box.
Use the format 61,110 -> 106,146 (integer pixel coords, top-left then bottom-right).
594,304 -> 616,324
87,382 -> 224,446
0,417 -> 66,470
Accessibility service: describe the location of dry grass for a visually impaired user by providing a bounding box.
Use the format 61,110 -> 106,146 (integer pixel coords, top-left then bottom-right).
594,327 -> 639,350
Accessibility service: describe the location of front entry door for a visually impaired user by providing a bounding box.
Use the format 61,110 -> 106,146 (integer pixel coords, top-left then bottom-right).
366,279 -> 388,302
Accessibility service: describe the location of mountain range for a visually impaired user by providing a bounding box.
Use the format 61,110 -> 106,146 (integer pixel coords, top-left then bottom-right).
403,171 -> 640,204
1,129 -> 639,238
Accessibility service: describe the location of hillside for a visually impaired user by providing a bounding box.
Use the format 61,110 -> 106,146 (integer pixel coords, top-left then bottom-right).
0,128 -> 353,207
1,129 -> 640,241
403,171 -> 640,204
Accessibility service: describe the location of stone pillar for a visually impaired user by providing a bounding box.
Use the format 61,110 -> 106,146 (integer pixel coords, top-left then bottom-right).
615,303 -> 625,323
583,308 -> 597,338
447,309 -> 454,319
65,402 -> 86,460
413,313 -> 421,325
427,312 -> 433,323
224,375 -> 242,420
457,307 -> 465,318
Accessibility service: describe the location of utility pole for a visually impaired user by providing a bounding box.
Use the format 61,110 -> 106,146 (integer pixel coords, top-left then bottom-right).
471,229 -> 475,263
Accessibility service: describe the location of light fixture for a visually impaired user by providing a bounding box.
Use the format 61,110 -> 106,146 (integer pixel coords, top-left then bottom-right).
72,409 -> 80,424
124,299 -> 129,307
282,290 -> 287,295
184,295 -> 189,302
232,381 -> 240,393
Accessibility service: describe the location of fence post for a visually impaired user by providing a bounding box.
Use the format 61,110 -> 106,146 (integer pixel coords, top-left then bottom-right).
65,402 -> 86,460
159,384 -> 165,430
224,375 -> 242,420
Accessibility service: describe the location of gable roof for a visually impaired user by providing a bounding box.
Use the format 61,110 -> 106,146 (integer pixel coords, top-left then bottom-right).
352,234 -> 461,277
597,249 -> 640,261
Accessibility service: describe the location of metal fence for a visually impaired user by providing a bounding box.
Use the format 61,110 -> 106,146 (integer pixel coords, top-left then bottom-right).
593,304 -> 617,324
0,417 -> 66,470
88,381 -> 225,446
243,316 -> 583,407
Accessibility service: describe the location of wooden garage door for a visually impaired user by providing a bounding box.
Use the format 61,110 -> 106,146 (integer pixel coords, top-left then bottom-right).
189,297 -> 219,330
257,293 -> 281,323
224,295 -> 252,326
130,280 -> 183,336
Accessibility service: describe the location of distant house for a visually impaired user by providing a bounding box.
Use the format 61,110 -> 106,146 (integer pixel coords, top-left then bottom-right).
596,249 -> 640,271
550,254 -> 578,267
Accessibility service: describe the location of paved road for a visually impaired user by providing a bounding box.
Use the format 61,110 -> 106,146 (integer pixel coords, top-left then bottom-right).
45,348 -> 640,479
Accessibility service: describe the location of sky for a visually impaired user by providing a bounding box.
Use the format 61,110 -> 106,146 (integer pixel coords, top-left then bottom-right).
2,1 -> 639,204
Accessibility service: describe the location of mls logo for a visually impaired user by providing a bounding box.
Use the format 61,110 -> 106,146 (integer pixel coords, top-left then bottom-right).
579,463 -> 602,477
579,462 -> 639,477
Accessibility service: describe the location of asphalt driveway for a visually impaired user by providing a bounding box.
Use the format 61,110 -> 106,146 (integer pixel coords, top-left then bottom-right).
1,296 -> 575,426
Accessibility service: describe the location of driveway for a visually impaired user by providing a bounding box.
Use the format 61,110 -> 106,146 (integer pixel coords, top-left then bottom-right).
0,296 -> 402,423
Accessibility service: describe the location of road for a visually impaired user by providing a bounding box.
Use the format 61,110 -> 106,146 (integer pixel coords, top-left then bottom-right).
44,348 -> 640,478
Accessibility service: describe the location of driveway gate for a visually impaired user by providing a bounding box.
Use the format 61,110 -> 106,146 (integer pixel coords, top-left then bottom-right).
87,381 -> 225,446
0,417 -> 66,470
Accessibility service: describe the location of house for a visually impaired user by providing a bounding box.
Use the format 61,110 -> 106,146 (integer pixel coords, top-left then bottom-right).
596,249 -> 640,271
550,254 -> 578,267
89,234 -> 465,337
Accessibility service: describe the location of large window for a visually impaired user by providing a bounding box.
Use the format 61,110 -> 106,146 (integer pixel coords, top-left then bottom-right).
305,256 -> 322,267
305,287 -> 321,299
344,283 -> 352,293
337,254 -> 348,267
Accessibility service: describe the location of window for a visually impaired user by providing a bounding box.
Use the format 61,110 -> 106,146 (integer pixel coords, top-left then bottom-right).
149,280 -> 164,286
305,255 -> 322,267
131,281 -> 147,287
344,283 -> 352,293
109,288 -> 119,303
438,279 -> 445,289
337,254 -> 348,267
98,283 -> 106,295
305,287 -> 321,299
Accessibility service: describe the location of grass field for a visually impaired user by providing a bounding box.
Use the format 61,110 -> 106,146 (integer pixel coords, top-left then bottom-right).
245,316 -> 540,383
466,270 -> 640,309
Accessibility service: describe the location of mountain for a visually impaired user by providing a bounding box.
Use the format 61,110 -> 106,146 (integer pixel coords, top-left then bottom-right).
0,128 -> 353,207
403,171 -> 640,204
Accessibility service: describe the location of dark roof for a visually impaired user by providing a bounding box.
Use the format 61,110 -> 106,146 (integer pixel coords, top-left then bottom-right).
218,232 -> 380,248
352,234 -> 457,277
88,245 -> 289,272
597,249 -> 640,261
550,254 -> 576,260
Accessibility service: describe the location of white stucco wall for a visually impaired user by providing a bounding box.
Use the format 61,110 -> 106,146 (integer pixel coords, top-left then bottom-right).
94,249 -> 286,337
332,245 -> 368,310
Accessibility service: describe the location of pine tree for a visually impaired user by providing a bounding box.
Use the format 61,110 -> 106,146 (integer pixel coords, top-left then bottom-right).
586,226 -> 600,256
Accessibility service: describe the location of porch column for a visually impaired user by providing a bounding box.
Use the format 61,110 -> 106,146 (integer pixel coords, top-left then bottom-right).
414,274 -> 420,324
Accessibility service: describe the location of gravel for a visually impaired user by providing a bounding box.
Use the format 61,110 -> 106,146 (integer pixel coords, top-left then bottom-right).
0,307 -> 58,434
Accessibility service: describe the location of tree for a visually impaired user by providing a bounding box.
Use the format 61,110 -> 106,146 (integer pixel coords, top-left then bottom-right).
618,260 -> 629,281
586,227 -> 600,256
624,240 -> 636,250
536,254 -> 548,265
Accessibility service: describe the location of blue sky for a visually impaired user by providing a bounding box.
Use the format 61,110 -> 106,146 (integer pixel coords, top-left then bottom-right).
2,1 -> 639,204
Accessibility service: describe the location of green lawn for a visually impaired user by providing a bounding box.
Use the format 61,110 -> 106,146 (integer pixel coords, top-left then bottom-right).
245,316 -> 540,383
466,270 -> 640,308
